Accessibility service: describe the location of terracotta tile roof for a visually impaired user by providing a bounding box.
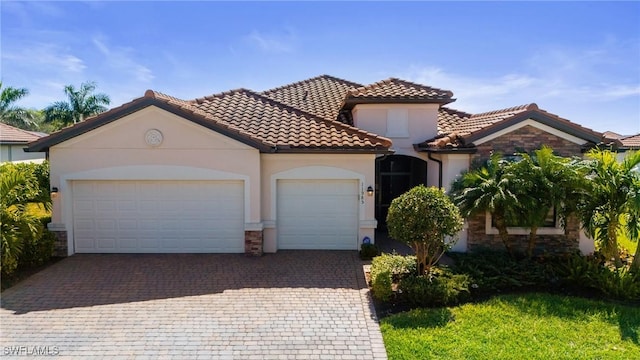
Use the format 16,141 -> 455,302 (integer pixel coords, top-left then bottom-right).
260,75 -> 362,121
344,78 -> 454,106
447,104 -> 537,136
603,131 -> 623,139
0,122 -> 46,143
437,107 -> 472,135
188,88 -> 391,150
620,133 -> 640,148
420,103 -> 604,151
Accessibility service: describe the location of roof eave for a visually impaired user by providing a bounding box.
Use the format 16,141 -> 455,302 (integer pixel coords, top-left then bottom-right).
342,97 -> 455,110
271,147 -> 394,155
413,144 -> 477,154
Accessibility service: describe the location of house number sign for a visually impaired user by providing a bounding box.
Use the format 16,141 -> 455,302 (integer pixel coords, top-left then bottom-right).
145,129 -> 163,147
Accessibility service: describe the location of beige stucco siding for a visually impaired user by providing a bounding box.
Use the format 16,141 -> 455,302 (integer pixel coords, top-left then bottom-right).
49,106 -> 261,232
1,144 -> 46,162
260,153 -> 377,252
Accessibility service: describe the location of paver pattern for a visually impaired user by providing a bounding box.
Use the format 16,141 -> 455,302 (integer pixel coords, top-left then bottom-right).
1,251 -> 386,359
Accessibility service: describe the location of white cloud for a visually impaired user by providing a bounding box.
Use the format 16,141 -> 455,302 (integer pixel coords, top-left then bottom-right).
2,43 -> 86,73
92,35 -> 154,83
245,28 -> 296,53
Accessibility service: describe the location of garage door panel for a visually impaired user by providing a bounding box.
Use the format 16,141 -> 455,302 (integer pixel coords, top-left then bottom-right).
73,180 -> 244,253
277,179 -> 358,250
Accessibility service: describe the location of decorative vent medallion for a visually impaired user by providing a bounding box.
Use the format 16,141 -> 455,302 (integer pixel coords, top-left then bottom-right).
145,129 -> 163,147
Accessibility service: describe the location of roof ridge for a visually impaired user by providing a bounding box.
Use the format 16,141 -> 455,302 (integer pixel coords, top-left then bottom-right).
144,90 -> 190,104
471,103 -> 538,118
349,77 -> 454,98
260,74 -> 363,94
191,88 -> 254,103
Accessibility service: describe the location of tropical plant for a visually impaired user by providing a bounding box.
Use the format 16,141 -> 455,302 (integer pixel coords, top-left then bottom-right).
578,149 -> 640,269
0,163 -> 51,275
43,81 -> 110,126
0,82 -> 38,130
510,147 -> 588,257
387,185 -> 463,275
450,153 -> 520,255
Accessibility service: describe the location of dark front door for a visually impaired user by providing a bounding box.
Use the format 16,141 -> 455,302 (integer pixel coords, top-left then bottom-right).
376,155 -> 428,229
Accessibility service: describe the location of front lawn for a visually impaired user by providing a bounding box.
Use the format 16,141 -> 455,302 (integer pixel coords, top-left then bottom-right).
380,293 -> 640,360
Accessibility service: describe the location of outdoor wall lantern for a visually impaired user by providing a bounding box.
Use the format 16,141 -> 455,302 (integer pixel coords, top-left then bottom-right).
366,186 -> 374,197
51,187 -> 59,199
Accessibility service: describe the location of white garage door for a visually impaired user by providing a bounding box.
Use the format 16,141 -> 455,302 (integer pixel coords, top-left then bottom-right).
72,180 -> 244,253
277,179 -> 359,250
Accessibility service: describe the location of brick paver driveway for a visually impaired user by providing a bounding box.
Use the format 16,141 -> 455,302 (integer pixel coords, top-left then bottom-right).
1,251 -> 386,359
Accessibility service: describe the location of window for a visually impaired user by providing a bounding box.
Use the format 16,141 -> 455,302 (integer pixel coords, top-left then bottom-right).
386,109 -> 409,138
485,208 -> 563,235
491,207 -> 557,228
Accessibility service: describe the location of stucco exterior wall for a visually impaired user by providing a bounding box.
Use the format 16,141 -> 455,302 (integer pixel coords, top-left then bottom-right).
261,153 -> 376,253
48,106 -> 262,243
0,144 -> 46,162
352,103 -> 439,155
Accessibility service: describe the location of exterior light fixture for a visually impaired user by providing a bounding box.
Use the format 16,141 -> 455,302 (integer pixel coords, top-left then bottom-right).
367,186 -> 374,196
51,187 -> 59,199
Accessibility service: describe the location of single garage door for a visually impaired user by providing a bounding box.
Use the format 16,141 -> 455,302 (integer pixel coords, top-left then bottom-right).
73,180 -> 244,253
277,179 -> 358,250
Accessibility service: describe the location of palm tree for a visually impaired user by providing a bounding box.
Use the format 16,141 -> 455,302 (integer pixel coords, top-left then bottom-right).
0,82 -> 38,130
450,153 -> 520,255
578,149 -> 640,269
510,147 -> 588,257
44,81 -> 110,126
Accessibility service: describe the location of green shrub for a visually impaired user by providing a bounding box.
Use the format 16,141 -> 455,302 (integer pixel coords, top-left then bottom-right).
370,253 -> 416,301
372,270 -> 393,301
387,185 -> 463,275
556,254 -> 640,301
360,243 -> 379,260
1,162 -> 52,276
18,216 -> 55,269
450,251 -> 557,294
400,268 -> 471,307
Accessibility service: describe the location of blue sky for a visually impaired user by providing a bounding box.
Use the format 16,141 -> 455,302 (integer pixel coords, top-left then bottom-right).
2,1 -> 639,135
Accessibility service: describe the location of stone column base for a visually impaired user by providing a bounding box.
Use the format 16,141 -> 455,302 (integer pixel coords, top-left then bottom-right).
245,230 -> 263,256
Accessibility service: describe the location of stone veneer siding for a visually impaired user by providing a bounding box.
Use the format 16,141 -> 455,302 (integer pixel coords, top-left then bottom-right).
245,230 -> 263,256
466,125 -> 583,255
49,230 -> 264,256
51,231 -> 68,257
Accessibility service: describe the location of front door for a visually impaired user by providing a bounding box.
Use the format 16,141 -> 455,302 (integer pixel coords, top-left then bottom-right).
376,155 -> 428,229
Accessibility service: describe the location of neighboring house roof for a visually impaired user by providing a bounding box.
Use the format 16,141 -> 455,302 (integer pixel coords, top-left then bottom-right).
342,78 -> 454,109
0,122 -> 46,144
619,133 -> 640,149
27,87 -> 392,153
417,103 -> 605,152
260,75 -> 362,121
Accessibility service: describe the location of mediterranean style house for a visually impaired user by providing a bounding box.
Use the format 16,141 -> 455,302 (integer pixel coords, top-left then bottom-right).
27,75 -> 628,256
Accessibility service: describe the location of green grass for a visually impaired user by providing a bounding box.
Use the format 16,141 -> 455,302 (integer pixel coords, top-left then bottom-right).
380,293 -> 640,360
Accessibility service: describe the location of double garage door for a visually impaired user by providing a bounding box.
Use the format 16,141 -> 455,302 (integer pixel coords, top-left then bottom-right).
72,179 -> 359,253
73,180 -> 244,253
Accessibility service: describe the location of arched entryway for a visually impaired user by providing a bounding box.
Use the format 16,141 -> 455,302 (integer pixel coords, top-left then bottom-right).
375,155 -> 428,229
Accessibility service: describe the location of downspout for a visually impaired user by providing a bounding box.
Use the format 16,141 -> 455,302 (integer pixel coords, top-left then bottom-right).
428,152 -> 443,189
